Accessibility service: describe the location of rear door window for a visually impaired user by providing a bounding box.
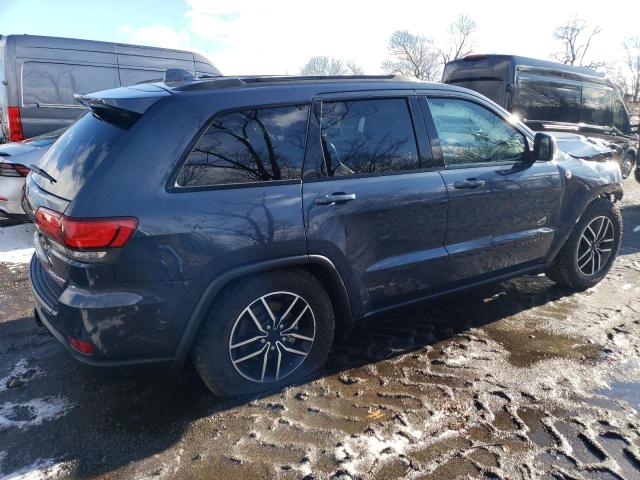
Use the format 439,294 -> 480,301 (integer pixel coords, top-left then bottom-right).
613,99 -> 630,132
33,113 -> 125,199
581,87 -> 613,126
22,62 -> 119,107
177,105 -> 309,188
319,98 -> 419,177
515,77 -> 581,123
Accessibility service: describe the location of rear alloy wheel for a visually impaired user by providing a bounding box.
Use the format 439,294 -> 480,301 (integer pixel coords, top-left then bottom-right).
229,292 -> 316,383
547,198 -> 622,290
192,269 -> 334,396
620,153 -> 634,179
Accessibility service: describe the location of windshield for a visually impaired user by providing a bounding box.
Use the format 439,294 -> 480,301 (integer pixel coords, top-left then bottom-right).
33,113 -> 126,199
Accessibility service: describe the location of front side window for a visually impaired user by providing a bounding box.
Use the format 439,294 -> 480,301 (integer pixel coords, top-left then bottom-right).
177,104 -> 309,187
581,87 -> 613,126
613,99 -> 630,132
319,98 -> 419,177
427,97 -> 527,167
515,77 -> 581,123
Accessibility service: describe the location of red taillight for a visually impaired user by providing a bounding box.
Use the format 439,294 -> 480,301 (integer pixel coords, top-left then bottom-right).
8,107 -> 24,142
35,207 -> 138,250
0,162 -> 30,177
68,336 -> 93,355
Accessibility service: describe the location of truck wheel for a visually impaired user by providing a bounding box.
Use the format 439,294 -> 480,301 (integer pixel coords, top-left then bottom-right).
620,153 -> 634,179
547,198 -> 622,290
192,269 -> 334,396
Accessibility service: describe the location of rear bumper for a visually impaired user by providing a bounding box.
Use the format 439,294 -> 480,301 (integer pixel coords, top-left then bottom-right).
28,254 -> 201,369
0,176 -> 27,216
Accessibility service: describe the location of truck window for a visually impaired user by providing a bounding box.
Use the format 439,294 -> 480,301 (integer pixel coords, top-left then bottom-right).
515,77 -> 580,123
452,80 -> 503,105
613,99 -> 630,132
581,87 -> 613,126
22,62 -> 119,107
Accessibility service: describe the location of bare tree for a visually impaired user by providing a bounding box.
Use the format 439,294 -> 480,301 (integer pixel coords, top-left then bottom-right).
552,16 -> 602,67
441,14 -> 477,64
381,30 -> 440,81
300,56 -> 364,76
622,36 -> 640,103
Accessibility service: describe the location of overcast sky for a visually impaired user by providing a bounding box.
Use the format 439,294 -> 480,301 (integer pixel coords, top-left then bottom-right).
1,0 -> 638,75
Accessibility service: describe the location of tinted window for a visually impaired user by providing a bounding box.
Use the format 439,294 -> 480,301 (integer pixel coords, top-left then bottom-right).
515,77 -> 581,123
34,113 -> 125,199
319,98 -> 418,176
22,62 -> 119,106
451,80 -> 503,105
177,105 -> 309,187
613,99 -> 630,132
427,97 -> 527,167
119,69 -> 164,87
581,87 -> 613,126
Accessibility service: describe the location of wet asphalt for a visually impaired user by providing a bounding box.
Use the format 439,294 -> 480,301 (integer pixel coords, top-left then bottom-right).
0,183 -> 639,479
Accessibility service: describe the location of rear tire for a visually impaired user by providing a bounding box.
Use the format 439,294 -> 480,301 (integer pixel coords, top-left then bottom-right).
192,269 -> 334,397
621,153 -> 634,179
547,198 -> 622,290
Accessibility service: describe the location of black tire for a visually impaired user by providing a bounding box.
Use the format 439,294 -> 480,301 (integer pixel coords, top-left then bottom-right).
620,153 -> 634,180
635,160 -> 640,183
192,269 -> 334,397
547,197 -> 622,290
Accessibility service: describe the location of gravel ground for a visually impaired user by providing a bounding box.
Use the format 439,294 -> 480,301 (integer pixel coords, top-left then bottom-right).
1,182 -> 639,479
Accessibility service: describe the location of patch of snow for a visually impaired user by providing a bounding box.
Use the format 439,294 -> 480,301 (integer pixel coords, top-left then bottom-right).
0,360 -> 42,392
634,225 -> 640,233
0,397 -> 72,431
623,283 -> 633,291
0,224 -> 35,265
0,458 -> 70,480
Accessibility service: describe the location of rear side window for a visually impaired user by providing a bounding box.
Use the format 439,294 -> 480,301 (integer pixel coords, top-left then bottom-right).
22,62 -> 119,107
34,113 -> 125,199
613,99 -> 630,132
319,98 -> 418,177
177,105 -> 309,188
515,77 -> 581,123
581,87 -> 613,126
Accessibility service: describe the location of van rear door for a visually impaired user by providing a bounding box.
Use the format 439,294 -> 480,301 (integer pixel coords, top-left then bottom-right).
442,56 -> 509,107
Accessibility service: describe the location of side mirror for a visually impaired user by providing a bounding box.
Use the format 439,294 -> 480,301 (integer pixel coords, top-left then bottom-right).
533,132 -> 558,161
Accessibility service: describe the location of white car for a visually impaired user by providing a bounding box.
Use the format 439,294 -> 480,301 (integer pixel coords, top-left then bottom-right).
0,129 -> 64,218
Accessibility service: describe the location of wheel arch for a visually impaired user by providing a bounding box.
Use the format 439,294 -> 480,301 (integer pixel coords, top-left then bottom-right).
170,255 -> 353,371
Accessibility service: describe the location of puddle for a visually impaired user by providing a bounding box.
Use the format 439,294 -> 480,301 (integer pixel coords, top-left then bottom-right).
482,326 -> 601,368
597,382 -> 640,410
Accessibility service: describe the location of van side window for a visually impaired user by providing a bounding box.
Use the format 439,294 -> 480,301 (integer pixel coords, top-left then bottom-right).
22,62 -> 119,106
613,99 -> 630,132
319,98 -> 419,176
515,77 -> 581,123
177,105 -> 309,188
581,87 -> 613,126
427,97 -> 526,167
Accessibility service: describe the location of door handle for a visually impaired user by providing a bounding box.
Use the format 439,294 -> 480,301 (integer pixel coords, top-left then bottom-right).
453,179 -> 486,189
314,192 -> 357,205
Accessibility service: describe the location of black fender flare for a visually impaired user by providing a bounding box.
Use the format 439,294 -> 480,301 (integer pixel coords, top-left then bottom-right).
170,254 -> 352,371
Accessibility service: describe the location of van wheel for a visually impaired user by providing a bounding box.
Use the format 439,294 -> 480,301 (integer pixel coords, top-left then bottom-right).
620,153 -> 634,179
546,198 -> 622,290
192,269 -> 334,397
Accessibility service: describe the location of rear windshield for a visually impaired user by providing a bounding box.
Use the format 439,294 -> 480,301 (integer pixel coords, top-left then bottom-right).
33,113 -> 125,199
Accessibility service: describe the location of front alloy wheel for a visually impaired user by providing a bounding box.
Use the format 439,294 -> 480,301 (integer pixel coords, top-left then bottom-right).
576,216 -> 614,276
229,292 -> 316,383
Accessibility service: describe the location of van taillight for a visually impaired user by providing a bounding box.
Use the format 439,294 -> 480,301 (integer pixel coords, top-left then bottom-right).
0,162 -> 30,177
35,207 -> 138,250
8,107 -> 24,142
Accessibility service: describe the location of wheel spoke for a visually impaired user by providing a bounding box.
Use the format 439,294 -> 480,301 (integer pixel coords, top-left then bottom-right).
577,247 -> 592,262
275,343 -> 283,380
594,249 -> 601,272
579,252 -> 593,271
261,297 -> 276,324
585,225 -> 598,243
247,307 -> 267,334
279,343 -> 308,356
260,344 -> 270,382
281,305 -> 309,334
595,217 -> 606,240
230,334 -> 266,350
275,295 -> 298,330
596,247 -> 612,253
284,332 -> 314,342
233,343 -> 268,365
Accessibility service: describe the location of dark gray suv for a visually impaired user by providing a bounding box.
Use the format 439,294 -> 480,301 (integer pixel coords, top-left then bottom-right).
24,74 -> 623,396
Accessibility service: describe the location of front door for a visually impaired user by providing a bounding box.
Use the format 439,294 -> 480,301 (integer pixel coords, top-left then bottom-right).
421,95 -> 563,284
302,95 -> 449,316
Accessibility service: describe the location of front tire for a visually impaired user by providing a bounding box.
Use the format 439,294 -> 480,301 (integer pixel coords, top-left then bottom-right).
547,198 -> 622,290
621,153 -> 634,180
192,269 -> 334,397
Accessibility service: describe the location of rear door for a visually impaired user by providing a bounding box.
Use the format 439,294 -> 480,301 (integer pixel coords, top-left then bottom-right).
420,92 -> 563,283
302,93 -> 449,316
